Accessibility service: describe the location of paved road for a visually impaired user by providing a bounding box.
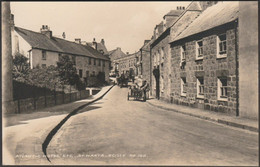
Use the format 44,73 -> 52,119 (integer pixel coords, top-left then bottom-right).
46,86 -> 258,166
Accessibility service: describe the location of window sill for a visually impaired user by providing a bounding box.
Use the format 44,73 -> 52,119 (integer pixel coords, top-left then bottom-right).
181,94 -> 186,97
195,57 -> 203,61
217,98 -> 228,102
216,54 -> 227,59
196,95 -> 204,99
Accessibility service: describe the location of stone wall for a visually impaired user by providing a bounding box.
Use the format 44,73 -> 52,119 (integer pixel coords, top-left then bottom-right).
239,1 -> 258,119
170,25 -> 238,115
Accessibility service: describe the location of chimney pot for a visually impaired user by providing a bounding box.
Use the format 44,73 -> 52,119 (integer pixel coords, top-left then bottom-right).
62,32 -> 66,39
75,38 -> 81,44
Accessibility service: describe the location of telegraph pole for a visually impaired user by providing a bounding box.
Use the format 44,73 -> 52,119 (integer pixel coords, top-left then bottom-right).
2,2 -> 14,113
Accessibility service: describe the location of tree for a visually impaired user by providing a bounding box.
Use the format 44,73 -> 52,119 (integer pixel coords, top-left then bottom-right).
56,55 -> 78,85
13,52 -> 30,74
26,65 -> 63,91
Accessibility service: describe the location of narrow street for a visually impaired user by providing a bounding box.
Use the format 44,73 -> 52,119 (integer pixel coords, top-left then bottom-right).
43,86 -> 258,166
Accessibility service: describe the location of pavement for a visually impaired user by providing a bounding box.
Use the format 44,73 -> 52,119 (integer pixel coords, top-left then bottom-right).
146,97 -> 258,133
2,85 -> 114,165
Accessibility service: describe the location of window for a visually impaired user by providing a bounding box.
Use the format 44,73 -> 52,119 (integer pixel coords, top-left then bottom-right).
197,77 -> 204,98
89,57 -> 91,65
86,71 -> 89,77
92,71 -> 95,76
161,47 -> 165,63
42,51 -> 46,60
99,59 -> 101,66
180,45 -> 186,69
94,58 -> 96,65
217,34 -> 227,58
42,64 -> 46,68
71,56 -> 76,65
103,60 -> 105,67
160,75 -> 164,93
58,53 -> 62,61
196,40 -> 203,60
181,45 -> 186,61
218,77 -> 228,101
181,77 -> 187,96
79,69 -> 83,78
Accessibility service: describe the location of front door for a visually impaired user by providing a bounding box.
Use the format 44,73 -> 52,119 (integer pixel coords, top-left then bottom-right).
153,66 -> 160,99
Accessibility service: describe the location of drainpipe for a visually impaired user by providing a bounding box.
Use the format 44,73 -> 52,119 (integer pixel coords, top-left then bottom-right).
150,47 -> 152,96
234,19 -> 239,117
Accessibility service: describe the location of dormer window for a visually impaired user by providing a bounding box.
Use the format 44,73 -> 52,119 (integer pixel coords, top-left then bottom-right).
217,33 -> 227,58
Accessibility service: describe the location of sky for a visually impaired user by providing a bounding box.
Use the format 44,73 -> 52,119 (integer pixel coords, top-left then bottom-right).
11,1 -> 191,53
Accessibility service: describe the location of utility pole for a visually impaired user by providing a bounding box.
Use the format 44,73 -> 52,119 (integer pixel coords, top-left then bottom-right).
2,2 -> 14,113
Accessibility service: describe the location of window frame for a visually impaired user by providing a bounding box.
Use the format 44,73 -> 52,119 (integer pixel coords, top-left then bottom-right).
42,50 -> 46,60
196,77 -> 204,99
217,33 -> 227,59
217,77 -> 228,101
180,45 -> 186,62
86,71 -> 89,77
89,57 -> 92,65
181,77 -> 187,97
196,40 -> 203,60
79,69 -> 83,78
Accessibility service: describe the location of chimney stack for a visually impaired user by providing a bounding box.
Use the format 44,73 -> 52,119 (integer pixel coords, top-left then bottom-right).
62,32 -> 66,39
40,25 -> 52,38
126,52 -> 129,55
92,38 -> 97,50
10,14 -> 14,31
101,39 -> 105,45
75,38 -> 81,44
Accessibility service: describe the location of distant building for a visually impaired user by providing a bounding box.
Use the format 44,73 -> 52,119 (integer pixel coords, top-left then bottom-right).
139,40 -> 152,85
11,22 -> 110,82
108,47 -> 127,75
117,52 -> 136,77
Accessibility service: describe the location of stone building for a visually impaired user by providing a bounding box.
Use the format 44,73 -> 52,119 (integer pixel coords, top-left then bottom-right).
117,52 -> 137,77
11,24 -> 110,82
139,40 -> 152,85
108,47 -> 127,76
150,6 -> 186,100
169,2 -> 240,116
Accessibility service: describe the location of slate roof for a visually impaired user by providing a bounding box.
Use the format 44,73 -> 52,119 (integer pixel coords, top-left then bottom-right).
108,48 -> 127,61
15,26 -> 109,61
86,42 -> 109,55
97,43 -> 109,55
163,10 -> 183,18
172,1 -> 239,42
